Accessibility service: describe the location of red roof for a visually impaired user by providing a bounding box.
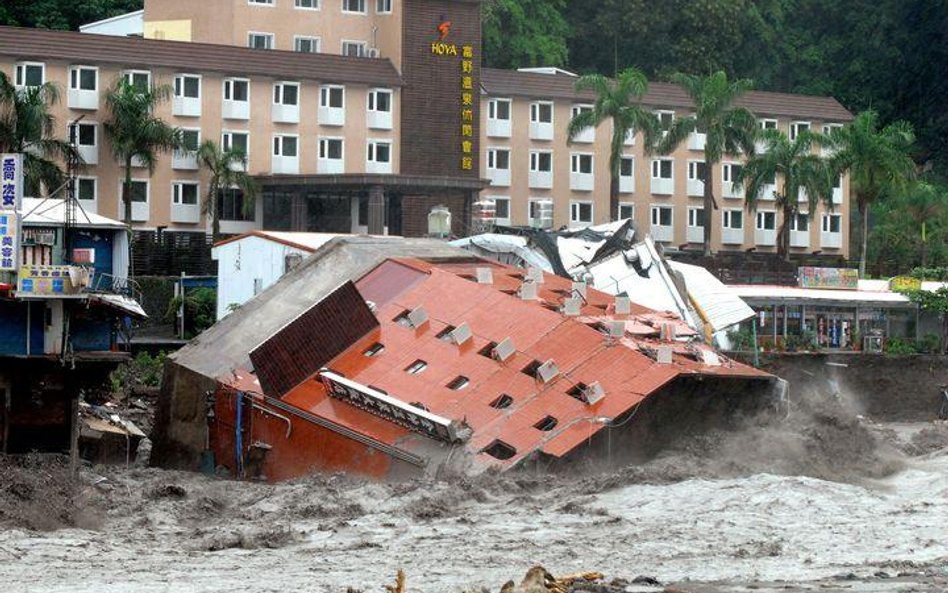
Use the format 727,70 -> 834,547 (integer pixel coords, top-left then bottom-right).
226,257 -> 771,472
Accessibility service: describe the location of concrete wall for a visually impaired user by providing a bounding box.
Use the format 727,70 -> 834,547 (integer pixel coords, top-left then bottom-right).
150,361 -> 217,470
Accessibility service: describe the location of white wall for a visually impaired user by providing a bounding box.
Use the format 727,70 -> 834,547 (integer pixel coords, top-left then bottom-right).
79,10 -> 144,37
212,235 -> 311,320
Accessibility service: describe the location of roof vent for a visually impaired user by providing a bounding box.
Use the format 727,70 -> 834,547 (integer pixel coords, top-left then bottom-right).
493,337 -> 515,361
450,322 -> 472,345
660,322 -> 676,342
562,297 -> 582,316
607,321 -> 625,338
536,359 -> 559,383
614,296 -> 631,315
583,381 -> 606,405
407,306 -> 429,328
527,267 -> 545,284
519,281 -> 538,301
656,346 -> 673,364
476,267 -> 494,284
571,281 -> 587,298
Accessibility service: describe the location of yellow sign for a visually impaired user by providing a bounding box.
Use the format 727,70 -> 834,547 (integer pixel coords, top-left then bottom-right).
889,276 -> 922,292
17,264 -> 91,295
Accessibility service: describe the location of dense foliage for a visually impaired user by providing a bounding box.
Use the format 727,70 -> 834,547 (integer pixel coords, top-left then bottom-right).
0,0 -> 142,31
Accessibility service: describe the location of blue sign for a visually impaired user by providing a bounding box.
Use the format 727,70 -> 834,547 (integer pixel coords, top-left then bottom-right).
0,212 -> 18,271
1,154 -> 23,211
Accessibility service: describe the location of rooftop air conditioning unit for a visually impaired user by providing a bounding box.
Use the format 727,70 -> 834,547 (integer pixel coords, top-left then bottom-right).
562,297 -> 582,316
367,47 -> 380,58
519,281 -> 537,301
475,267 -> 493,284
493,337 -> 515,361
536,359 -> 559,383
527,266 -> 545,284
450,322 -> 472,345
614,296 -> 631,315
407,306 -> 429,328
583,381 -> 606,405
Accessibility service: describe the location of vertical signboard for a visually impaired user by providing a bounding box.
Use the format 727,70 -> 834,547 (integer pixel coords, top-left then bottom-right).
0,153 -> 22,272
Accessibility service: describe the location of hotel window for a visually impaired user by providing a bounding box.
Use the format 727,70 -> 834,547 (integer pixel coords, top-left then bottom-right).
294,36 -> 320,53
15,62 -> 45,88
123,70 -> 151,92
69,122 -> 97,149
655,110 -> 675,133
688,161 -> 706,182
493,197 -> 511,225
248,32 -> 275,49
249,0 -> 275,4
180,129 -> 200,152
619,156 -> 634,193
376,0 -> 392,13
570,201 -> 594,225
651,205 -> 673,226
342,40 -> 367,57
488,98 -> 511,121
367,140 -> 391,163
69,66 -> 97,91
172,182 -> 199,206
218,189 -> 253,221
688,207 -> 706,228
342,0 -> 366,14
530,151 -> 552,172
487,149 -> 510,172
570,153 -> 593,174
222,131 -> 249,157
792,213 -> 809,231
224,78 -> 250,102
320,85 -> 345,108
759,118 -> 778,131
618,203 -> 635,220
174,74 -> 201,100
320,138 -> 344,160
129,180 -> 148,204
822,213 -> 842,233
722,209 -> 743,229
530,101 -> 553,124
273,82 -> 300,107
756,211 -> 776,230
273,135 -> 299,157
295,0 -> 318,8
367,88 -> 392,113
651,158 -> 673,180
78,178 -> 96,202
790,121 -> 811,141
722,162 -> 742,184
529,198 -> 553,228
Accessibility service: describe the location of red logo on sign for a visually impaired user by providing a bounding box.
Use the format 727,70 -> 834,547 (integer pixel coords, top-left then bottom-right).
438,21 -> 452,41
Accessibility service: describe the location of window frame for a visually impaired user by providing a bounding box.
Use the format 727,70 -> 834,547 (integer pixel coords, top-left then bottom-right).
122,69 -> 152,92
651,158 -> 673,180
171,181 -> 200,206
569,200 -> 594,225
687,160 -> 707,181
69,121 -> 98,148
221,130 -> 250,158
376,0 -> 393,13
650,205 -> 673,227
366,139 -> 391,164
318,137 -> 345,161
822,213 -> 842,233
570,152 -> 594,175
15,61 -> 45,88
722,209 -> 743,229
273,134 -> 300,158
530,101 -> 554,124
174,73 -> 202,100
223,78 -> 251,103
320,84 -> 346,109
687,207 -> 706,228
756,210 -> 777,231
294,35 -> 321,53
486,147 -> 511,171
618,202 -> 635,220
342,0 -> 367,13
529,150 -> 552,173
248,31 -> 275,50
790,120 -> 811,141
367,88 -> 392,113
69,65 -> 98,92
488,98 -> 512,122
341,40 -> 367,57
77,176 -> 97,202
273,81 -> 301,107
295,0 -> 319,9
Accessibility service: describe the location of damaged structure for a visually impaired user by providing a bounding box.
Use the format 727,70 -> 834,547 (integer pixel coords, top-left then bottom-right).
154,236 -> 775,480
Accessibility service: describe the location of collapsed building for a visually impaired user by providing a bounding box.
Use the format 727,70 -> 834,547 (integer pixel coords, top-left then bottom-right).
154,236 -> 777,480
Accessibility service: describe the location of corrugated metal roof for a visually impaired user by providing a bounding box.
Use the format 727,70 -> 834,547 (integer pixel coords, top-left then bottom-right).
729,284 -> 915,305
670,261 -> 755,332
213,231 -> 351,253
0,25 -> 403,87
481,68 -> 853,122
20,198 -> 125,229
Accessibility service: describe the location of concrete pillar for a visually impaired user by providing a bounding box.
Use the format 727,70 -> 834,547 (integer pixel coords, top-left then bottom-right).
367,186 -> 386,235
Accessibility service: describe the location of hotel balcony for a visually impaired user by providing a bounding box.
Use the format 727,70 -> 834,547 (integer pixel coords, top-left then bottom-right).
222,99 -> 249,121
487,168 -> 510,187
687,178 -> 704,197
821,231 -> 842,249
651,224 -> 673,242
172,149 -> 198,170
272,154 -> 300,175
319,105 -> 345,127
790,229 -> 810,248
619,175 -> 634,194
364,159 -> 391,175
529,170 -> 552,189
686,226 -> 703,244
570,172 -> 594,192
367,110 -> 392,130
651,178 -> 673,195
77,144 -> 98,166
755,228 -> 777,246
486,118 -> 511,138
722,227 -> 744,245
272,103 -> 300,125
171,202 -> 201,224
688,132 -> 706,151
68,88 -> 98,111
529,121 -> 553,141
173,96 -> 201,118
572,126 -> 594,144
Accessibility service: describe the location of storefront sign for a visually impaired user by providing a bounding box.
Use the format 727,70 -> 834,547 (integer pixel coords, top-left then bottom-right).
798,267 -> 859,290
0,211 -> 19,271
17,264 -> 92,295
319,370 -> 463,443
889,275 -> 922,292
1,153 -> 23,211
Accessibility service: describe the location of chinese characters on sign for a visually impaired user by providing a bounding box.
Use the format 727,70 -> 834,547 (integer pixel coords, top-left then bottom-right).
17,265 -> 90,295
429,23 -> 475,172
798,267 -> 859,290
0,153 -> 22,272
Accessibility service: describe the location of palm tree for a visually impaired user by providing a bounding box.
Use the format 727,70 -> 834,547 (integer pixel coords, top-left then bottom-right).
739,129 -> 833,260
0,72 -> 77,197
566,68 -> 660,221
104,77 -> 182,228
657,71 -> 757,256
196,140 -> 259,242
827,110 -> 915,278
898,182 -> 943,268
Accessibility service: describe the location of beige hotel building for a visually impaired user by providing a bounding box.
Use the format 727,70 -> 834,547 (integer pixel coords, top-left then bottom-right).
0,0 -> 852,256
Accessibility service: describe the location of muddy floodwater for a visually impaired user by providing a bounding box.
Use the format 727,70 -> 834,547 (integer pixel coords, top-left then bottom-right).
1,420 -> 947,593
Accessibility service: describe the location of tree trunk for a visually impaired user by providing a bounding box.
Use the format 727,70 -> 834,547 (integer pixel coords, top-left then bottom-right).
610,173 -> 619,222
702,162 -> 717,256
211,188 -> 220,244
779,203 -> 792,262
123,159 -> 134,278
859,202 -> 869,278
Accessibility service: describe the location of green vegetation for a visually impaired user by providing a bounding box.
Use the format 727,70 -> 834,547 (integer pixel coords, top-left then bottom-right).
196,140 -> 259,242
166,286 -> 216,339
902,286 -> 948,354
657,71 -> 757,256
109,350 -> 167,398
0,0 -> 142,31
566,68 -> 660,220
0,72 -> 77,196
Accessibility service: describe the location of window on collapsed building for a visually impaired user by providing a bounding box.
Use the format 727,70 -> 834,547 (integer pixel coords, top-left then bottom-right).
446,376 -> 470,390
489,394 -> 513,409
533,416 -> 558,431
482,439 -> 516,460
405,359 -> 428,374
363,342 -> 385,356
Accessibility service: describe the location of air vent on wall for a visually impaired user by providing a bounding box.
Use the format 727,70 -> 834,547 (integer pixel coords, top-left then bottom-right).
656,346 -> 673,364
536,359 -> 559,383
614,296 -> 631,315
493,337 -> 515,361
519,281 -> 538,301
562,297 -> 582,316
571,281 -> 587,298
407,306 -> 429,328
527,267 -> 545,284
607,321 -> 625,338
476,267 -> 494,284
450,323 -> 472,345
583,381 -> 606,405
